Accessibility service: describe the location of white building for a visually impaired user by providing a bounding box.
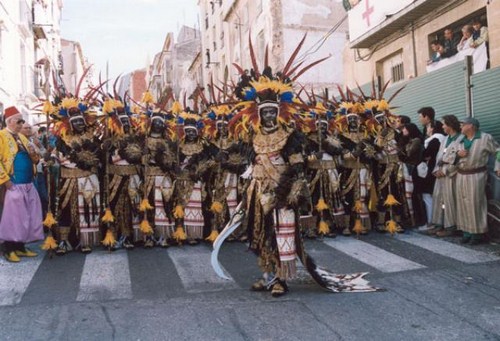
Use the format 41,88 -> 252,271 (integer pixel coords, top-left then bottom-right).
0,0 -> 63,124
199,0 -> 348,97
60,38 -> 91,97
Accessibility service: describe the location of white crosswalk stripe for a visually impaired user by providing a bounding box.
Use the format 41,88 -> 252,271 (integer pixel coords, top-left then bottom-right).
1,234 -> 499,306
76,250 -> 133,302
167,245 -> 238,293
396,231 -> 500,263
322,238 -> 427,273
0,255 -> 44,306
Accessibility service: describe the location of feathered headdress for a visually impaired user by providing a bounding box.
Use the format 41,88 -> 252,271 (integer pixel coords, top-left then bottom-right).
228,34 -> 328,139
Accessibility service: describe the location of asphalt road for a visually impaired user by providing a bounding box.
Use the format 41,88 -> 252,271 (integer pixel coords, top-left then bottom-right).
1,231 -> 499,341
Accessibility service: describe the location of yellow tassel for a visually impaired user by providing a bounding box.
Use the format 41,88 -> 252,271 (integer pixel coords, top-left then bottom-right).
102,208 -> 115,223
384,194 -> 401,207
353,219 -> 364,235
173,205 -> 184,219
315,198 -> 329,211
101,230 -> 116,247
43,211 -> 57,228
139,219 -> 154,235
41,235 -> 57,250
385,220 -> 399,235
139,199 -> 154,212
210,201 -> 223,214
205,229 -> 219,243
173,226 -> 187,242
318,220 -> 330,235
353,200 -> 363,213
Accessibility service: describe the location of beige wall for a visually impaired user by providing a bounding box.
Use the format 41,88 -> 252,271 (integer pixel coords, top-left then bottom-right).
344,0 -> 498,88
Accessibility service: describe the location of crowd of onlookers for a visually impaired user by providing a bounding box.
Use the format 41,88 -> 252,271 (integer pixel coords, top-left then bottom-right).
395,107 -> 499,244
427,19 -> 489,66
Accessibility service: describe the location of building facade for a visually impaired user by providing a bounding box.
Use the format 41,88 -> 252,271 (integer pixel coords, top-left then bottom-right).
343,0 -> 500,88
199,0 -> 348,96
0,0 -> 63,123
60,38 -> 91,97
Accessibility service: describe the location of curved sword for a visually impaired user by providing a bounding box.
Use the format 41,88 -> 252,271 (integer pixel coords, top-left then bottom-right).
211,202 -> 246,279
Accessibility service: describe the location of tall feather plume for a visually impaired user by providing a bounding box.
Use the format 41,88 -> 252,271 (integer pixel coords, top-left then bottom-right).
248,32 -> 260,78
264,45 -> 269,69
232,63 -> 245,76
283,33 -> 307,78
356,82 -> 367,100
75,66 -> 92,98
292,56 -> 330,82
387,85 -> 407,104
371,75 -> 377,99
337,84 -> 347,102
183,92 -> 187,111
113,74 -> 122,100
209,75 -> 216,103
380,79 -> 391,99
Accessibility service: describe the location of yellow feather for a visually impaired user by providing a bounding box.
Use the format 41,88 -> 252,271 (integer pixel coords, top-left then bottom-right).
42,101 -> 54,115
43,211 -> 57,228
41,235 -> 57,250
315,198 -> 329,211
210,201 -> 224,214
173,205 -> 184,219
139,199 -> 154,212
171,101 -> 183,115
205,229 -> 219,243
318,220 -> 330,235
102,208 -> 115,223
141,91 -> 154,104
101,230 -> 116,246
377,100 -> 389,111
173,226 -> 187,242
61,97 -> 79,109
139,219 -> 154,235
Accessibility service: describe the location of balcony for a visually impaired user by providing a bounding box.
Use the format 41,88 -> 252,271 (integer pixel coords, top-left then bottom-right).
349,0 -> 454,48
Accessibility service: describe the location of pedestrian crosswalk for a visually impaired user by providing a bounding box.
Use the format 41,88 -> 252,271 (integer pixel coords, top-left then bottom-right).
0,232 -> 498,307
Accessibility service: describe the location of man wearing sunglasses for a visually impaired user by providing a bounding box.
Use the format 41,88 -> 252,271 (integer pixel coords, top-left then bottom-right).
0,106 -> 43,262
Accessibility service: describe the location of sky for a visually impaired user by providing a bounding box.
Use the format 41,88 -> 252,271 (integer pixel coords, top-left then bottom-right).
61,0 -> 199,82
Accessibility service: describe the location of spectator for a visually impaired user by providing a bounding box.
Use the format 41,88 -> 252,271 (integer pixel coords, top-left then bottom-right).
418,107 -> 435,137
456,117 -> 500,244
471,19 -> 488,48
427,40 -> 444,65
442,28 -> 459,58
0,106 -> 43,263
432,115 -> 462,237
457,25 -> 474,51
399,123 -> 425,227
21,123 -> 48,218
417,120 -> 446,231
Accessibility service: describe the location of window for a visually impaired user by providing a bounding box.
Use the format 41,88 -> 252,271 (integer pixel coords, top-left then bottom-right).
391,63 -> 404,83
220,29 -> 224,48
378,50 -> 404,85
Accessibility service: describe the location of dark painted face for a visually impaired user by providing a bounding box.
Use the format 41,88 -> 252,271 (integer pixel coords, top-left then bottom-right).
317,120 -> 328,135
184,127 -> 198,142
150,117 -> 165,135
216,121 -> 228,138
347,115 -> 359,133
119,115 -> 131,134
70,117 -> 86,134
259,106 -> 278,129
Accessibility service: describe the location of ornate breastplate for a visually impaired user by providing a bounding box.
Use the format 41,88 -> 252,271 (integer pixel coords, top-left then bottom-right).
253,128 -> 291,155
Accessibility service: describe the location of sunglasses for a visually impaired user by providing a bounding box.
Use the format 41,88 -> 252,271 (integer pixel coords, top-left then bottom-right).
16,119 -> 25,125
